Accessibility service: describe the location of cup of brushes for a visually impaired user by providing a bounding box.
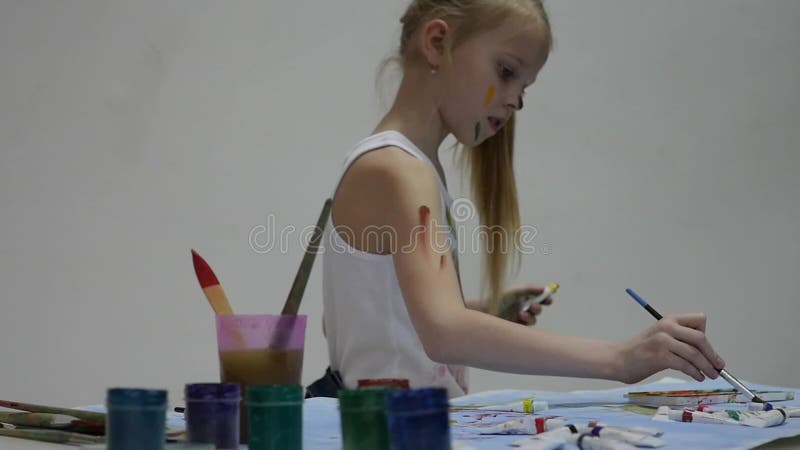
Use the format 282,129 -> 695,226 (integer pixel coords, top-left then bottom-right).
189,198 -> 332,446
0,200 -> 328,449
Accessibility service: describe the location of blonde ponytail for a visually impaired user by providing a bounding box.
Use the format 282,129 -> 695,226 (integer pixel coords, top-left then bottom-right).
462,114 -> 521,314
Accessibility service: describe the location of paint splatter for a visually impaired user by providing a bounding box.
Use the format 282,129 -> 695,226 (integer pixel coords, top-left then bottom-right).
418,205 -> 447,270
620,404 -> 659,416
419,205 -> 430,229
474,122 -> 481,142
484,86 -> 496,107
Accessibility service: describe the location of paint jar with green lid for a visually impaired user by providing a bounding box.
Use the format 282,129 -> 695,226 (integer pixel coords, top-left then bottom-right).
338,388 -> 391,450
246,385 -> 302,450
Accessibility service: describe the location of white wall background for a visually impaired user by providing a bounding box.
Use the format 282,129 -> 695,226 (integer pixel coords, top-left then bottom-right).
1,0 -> 798,408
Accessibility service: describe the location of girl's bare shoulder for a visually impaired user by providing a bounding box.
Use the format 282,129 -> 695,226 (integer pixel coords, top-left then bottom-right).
332,146 -> 441,253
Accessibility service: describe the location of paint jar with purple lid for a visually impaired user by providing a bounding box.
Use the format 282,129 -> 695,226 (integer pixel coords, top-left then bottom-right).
106,388 -> 167,450
185,383 -> 241,449
385,388 -> 451,450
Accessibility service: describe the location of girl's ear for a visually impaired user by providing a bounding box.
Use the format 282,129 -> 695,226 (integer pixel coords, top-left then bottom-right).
419,19 -> 450,68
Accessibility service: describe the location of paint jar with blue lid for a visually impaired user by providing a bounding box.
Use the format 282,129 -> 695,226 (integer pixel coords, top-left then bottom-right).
106,388 -> 167,450
185,383 -> 240,449
385,388 -> 451,450
338,388 -> 392,450
247,385 -> 303,450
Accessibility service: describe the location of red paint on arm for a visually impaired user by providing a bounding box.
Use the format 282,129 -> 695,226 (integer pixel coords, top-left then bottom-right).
418,205 -> 447,270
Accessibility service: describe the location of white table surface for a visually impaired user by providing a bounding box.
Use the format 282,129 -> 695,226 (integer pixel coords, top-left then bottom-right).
0,439 -> 68,449
2,435 -> 800,449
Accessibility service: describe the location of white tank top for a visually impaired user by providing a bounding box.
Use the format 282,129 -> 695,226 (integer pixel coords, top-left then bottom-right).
322,130 -> 469,397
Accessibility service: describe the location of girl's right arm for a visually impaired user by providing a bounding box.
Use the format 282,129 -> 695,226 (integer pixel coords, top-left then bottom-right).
385,161 -> 725,384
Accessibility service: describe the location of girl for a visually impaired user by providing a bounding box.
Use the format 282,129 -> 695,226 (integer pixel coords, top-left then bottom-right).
317,0 -> 725,398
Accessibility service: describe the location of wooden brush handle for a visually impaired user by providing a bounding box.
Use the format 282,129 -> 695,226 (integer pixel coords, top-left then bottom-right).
281,198 -> 333,315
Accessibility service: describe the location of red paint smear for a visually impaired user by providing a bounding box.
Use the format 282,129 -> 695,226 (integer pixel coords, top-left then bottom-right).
419,204 -> 431,253
535,417 -> 546,434
191,249 -> 220,288
417,205 -> 447,269
420,205 -> 430,228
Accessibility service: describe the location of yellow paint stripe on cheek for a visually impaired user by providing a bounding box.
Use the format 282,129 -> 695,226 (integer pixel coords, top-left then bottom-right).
484,85 -> 496,107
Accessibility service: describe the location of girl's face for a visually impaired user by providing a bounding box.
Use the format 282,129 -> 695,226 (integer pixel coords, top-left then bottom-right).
438,19 -> 548,146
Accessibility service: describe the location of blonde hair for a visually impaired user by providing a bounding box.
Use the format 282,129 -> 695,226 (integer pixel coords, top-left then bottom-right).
384,0 -> 552,314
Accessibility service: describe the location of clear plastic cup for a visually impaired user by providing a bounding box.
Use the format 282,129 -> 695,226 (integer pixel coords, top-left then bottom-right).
216,314 -> 307,444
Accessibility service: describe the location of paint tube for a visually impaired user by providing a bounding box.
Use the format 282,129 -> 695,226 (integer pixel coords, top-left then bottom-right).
514,437 -> 565,450
747,402 -> 773,411
748,402 -> 800,417
479,398 -> 549,413
725,409 -> 787,427
666,408 -> 738,425
663,407 -> 787,428
586,421 -> 664,437
478,416 -> 565,434
577,426 -> 665,448
565,432 -> 638,450
775,406 -> 799,418
512,424 -> 579,448
652,406 -> 672,422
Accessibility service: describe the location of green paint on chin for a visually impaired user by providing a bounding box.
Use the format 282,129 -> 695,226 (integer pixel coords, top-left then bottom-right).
474,122 -> 481,142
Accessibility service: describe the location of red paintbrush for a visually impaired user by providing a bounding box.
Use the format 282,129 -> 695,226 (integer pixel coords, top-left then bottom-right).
191,249 -> 235,315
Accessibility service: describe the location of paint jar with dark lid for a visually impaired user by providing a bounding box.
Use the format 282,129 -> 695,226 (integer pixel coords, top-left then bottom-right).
185,383 -> 240,449
338,388 -> 391,450
385,388 -> 450,450
106,388 -> 167,450
357,378 -> 410,390
247,385 -> 302,450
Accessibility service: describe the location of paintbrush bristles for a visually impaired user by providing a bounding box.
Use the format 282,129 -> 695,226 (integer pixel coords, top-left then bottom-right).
191,249 -> 235,315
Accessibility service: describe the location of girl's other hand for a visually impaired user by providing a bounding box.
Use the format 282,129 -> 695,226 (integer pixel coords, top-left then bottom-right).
496,284 -> 554,325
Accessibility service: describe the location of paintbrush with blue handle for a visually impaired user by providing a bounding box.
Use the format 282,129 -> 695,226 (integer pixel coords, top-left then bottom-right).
625,288 -> 764,403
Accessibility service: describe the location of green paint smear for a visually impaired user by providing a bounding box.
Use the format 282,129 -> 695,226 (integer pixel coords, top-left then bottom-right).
621,404 -> 659,416
474,122 -> 481,142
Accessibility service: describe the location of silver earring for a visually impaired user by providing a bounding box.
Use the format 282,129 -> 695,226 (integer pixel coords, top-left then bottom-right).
430,66 -> 438,75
